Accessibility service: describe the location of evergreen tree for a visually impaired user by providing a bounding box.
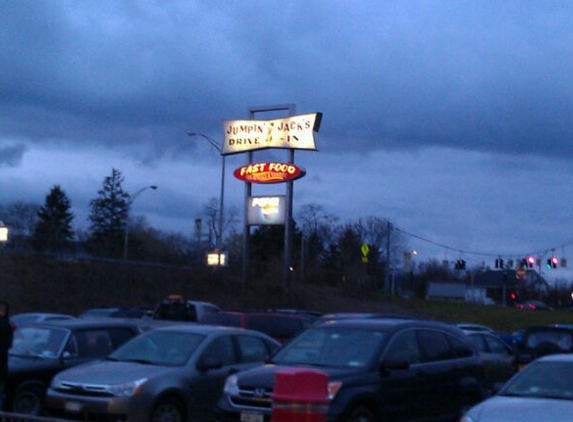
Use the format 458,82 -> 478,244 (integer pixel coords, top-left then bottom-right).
32,185 -> 75,251
87,168 -> 130,257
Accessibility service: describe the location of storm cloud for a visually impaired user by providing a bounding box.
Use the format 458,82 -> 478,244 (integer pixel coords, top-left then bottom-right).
1,1 -> 573,160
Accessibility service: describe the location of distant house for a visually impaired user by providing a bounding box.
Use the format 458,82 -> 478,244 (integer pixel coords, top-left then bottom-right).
471,269 -> 550,305
426,282 -> 467,301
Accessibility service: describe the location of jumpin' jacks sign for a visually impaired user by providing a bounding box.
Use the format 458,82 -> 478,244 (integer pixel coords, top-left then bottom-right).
222,113 -> 322,155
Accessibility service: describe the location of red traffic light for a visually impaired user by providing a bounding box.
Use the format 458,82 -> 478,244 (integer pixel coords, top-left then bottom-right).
526,256 -> 536,267
551,256 -> 559,268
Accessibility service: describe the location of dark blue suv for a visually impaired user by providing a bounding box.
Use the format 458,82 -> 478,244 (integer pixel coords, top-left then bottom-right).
216,318 -> 486,422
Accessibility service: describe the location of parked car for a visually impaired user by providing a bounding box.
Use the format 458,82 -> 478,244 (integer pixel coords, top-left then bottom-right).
11,313 -> 75,326
462,354 -> 573,422
200,311 -> 314,343
516,324 -> 573,370
5,318 -> 148,415
151,295 -> 221,322
46,324 -> 280,422
78,307 -> 124,318
216,318 -> 486,422
516,300 -> 553,311
463,331 -> 517,392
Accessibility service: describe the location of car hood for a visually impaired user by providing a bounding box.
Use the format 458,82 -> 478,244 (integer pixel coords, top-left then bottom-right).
9,354 -> 60,373
236,363 -> 361,388
467,396 -> 573,421
56,360 -> 178,385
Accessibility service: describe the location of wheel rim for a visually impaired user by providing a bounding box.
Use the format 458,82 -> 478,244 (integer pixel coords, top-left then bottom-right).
152,402 -> 182,422
13,390 -> 42,415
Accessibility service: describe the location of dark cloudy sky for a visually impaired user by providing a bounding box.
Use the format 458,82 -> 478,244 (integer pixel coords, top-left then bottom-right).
2,1 -> 573,278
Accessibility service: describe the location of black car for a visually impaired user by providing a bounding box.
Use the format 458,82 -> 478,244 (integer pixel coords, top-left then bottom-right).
6,318 -> 148,415
216,318 -> 486,422
517,324 -> 573,370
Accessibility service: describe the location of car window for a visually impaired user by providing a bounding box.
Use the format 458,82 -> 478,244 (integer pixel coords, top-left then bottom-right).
449,334 -> 475,358
418,330 -> 454,362
108,328 -> 137,349
201,313 -> 242,327
237,335 -> 271,363
384,329 -> 421,365
484,335 -> 511,355
468,334 -> 488,353
247,315 -> 304,339
201,336 -> 236,366
74,329 -> 113,358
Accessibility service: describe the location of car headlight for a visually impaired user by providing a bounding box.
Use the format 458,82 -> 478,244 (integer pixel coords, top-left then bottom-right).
224,375 -> 239,396
108,378 -> 148,397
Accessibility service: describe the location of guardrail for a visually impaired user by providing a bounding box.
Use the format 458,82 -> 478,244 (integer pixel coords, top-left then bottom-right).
0,412 -> 73,422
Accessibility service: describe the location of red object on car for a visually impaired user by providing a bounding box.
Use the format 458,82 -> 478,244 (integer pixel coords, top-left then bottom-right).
271,368 -> 329,422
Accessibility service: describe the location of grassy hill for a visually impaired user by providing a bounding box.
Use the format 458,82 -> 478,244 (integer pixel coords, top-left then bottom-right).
3,253 -> 573,333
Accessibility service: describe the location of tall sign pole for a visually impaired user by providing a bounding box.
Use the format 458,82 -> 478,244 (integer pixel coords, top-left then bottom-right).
223,106 -> 321,306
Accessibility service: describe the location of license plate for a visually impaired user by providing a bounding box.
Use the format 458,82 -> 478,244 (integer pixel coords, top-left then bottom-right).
241,411 -> 264,422
65,400 -> 83,413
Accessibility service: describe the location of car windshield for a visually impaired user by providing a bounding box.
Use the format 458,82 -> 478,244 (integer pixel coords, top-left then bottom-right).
109,331 -> 206,366
502,361 -> 573,400
271,327 -> 386,368
10,326 -> 69,358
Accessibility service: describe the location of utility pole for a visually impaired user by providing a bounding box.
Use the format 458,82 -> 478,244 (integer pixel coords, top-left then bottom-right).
385,221 -> 392,293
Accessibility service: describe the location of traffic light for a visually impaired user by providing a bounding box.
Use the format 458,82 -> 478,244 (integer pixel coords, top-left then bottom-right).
551,256 -> 559,269
509,291 -> 517,303
454,259 -> 467,270
526,256 -> 536,268
495,258 -> 505,268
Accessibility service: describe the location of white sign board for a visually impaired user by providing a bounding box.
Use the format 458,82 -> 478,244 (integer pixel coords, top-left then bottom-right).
222,113 -> 322,155
247,196 -> 286,226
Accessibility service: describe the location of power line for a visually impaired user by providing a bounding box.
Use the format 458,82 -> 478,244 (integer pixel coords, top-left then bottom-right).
393,225 -> 573,259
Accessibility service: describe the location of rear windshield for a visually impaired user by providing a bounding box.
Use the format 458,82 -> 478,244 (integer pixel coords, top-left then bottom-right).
247,315 -> 305,339
525,330 -> 573,352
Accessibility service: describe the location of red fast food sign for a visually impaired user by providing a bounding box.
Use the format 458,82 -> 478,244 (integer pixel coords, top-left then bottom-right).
234,162 -> 306,184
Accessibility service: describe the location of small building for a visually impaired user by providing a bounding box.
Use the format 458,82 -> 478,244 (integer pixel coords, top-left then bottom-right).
426,282 -> 467,301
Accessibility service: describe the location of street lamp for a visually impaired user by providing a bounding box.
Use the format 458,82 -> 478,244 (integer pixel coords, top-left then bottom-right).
123,185 -> 158,260
187,132 -> 226,263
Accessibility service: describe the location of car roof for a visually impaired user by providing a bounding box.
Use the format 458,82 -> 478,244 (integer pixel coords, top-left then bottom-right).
315,318 -> 455,332
537,353 -> 573,363
23,317 -> 146,330
153,322 -> 278,338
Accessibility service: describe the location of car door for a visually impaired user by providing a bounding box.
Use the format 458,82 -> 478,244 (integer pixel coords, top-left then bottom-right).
379,328 -> 428,421
415,329 -> 458,419
482,334 -> 516,385
189,335 -> 240,421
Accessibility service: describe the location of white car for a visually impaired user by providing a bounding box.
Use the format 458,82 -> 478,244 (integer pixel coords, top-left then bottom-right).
461,354 -> 573,422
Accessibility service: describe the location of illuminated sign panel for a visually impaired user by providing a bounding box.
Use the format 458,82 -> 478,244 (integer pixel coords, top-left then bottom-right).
234,162 -> 306,184
248,196 -> 286,226
222,113 -> 322,155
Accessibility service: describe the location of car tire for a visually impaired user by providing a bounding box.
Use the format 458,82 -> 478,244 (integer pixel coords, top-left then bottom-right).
151,398 -> 185,422
343,405 -> 376,422
12,384 -> 44,415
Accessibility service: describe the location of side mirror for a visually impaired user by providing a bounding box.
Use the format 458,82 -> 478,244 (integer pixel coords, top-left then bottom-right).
197,356 -> 223,372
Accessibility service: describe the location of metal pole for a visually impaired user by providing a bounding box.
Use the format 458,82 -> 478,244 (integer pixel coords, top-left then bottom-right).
242,151 -> 253,301
385,221 -> 392,293
218,155 -> 226,261
283,149 -> 295,305
187,132 -> 225,260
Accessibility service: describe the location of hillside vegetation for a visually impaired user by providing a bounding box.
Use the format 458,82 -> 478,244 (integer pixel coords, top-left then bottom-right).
3,253 -> 573,333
